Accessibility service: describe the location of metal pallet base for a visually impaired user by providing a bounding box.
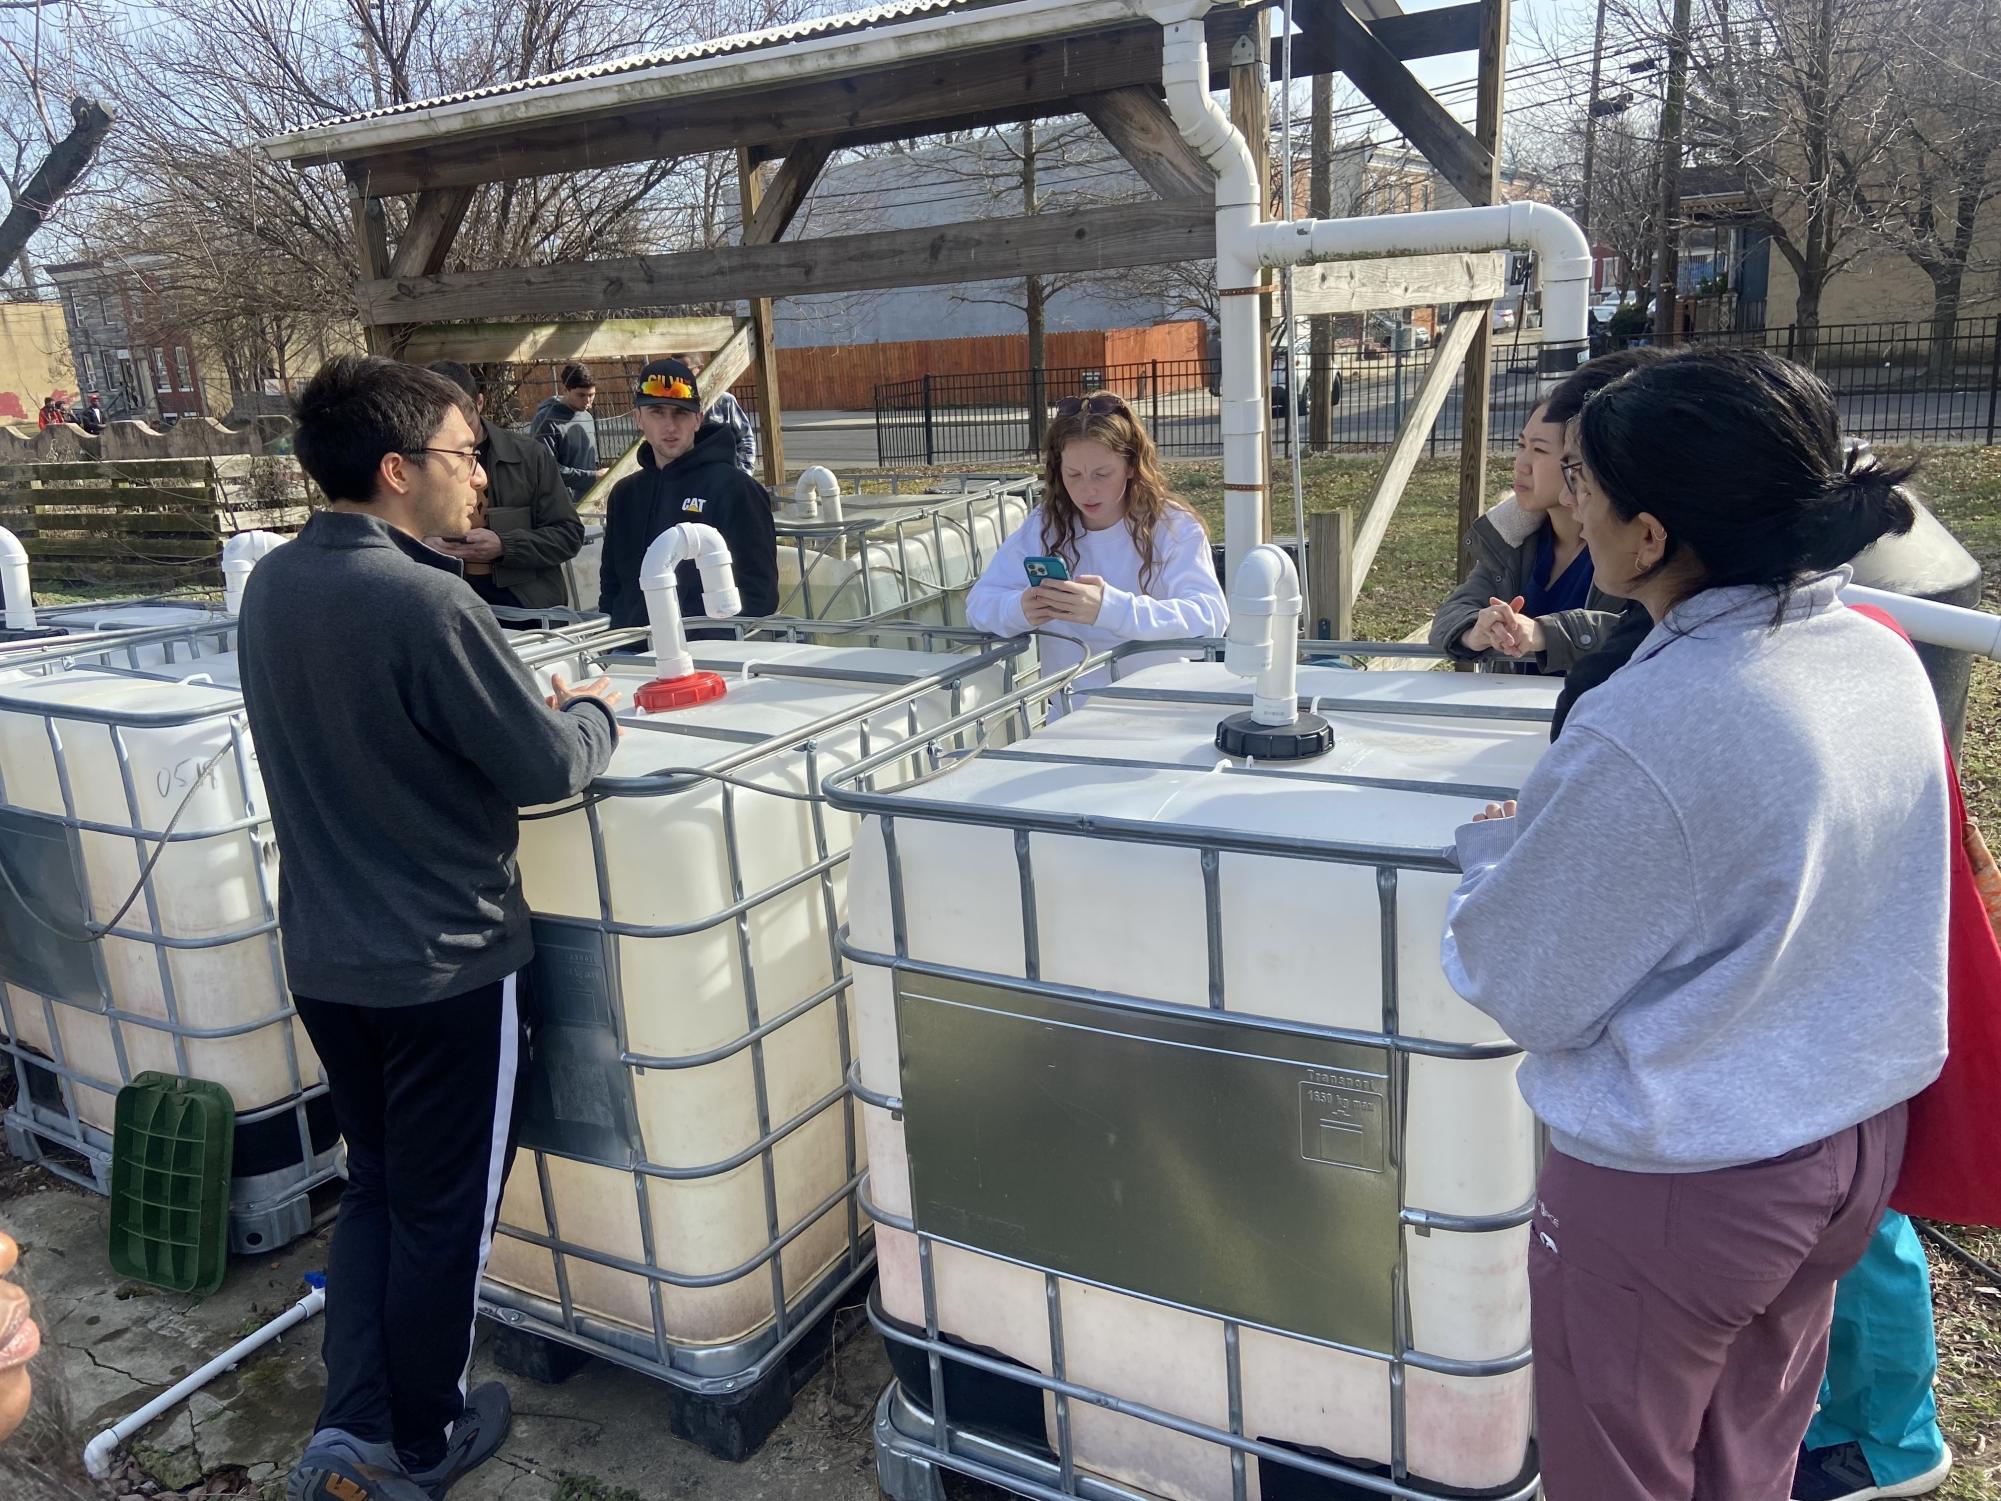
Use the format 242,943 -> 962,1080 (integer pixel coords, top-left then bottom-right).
873,1377 -> 1544,1501
481,1253 -> 875,1462
4,1103 -> 343,1255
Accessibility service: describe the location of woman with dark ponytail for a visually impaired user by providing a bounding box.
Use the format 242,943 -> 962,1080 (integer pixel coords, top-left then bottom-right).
1440,348 -> 1950,1501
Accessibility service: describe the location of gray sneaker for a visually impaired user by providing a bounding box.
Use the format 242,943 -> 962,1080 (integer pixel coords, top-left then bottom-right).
287,1428 -> 432,1501
405,1382 -> 513,1500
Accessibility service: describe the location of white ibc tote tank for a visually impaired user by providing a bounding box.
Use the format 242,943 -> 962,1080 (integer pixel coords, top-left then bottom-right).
0,540 -> 618,1249
484,525 -> 1030,1382
836,548 -> 1555,1501
774,471 -> 1033,624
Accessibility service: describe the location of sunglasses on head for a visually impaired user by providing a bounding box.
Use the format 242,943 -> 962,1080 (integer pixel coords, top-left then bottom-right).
1054,394 -> 1130,418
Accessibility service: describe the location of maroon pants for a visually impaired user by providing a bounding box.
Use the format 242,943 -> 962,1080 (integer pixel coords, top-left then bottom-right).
1530,1105 -> 1907,1501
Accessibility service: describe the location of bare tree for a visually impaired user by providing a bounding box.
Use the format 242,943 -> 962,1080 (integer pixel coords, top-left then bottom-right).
57,0 -> 818,401
1673,0 -> 1903,362
1867,0 -> 2001,368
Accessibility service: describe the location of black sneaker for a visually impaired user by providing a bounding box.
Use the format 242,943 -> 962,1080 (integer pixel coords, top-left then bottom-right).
287,1429 -> 433,1501
405,1381 -> 513,1500
1792,1439 -> 1953,1500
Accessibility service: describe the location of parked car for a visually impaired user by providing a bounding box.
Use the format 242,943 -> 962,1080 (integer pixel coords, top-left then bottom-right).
1271,362 -> 1340,420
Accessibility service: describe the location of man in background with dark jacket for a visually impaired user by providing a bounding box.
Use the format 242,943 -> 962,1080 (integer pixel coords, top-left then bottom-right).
242,356 -> 620,1501
526,362 -> 604,504
426,361 -> 583,615
598,356 -> 777,631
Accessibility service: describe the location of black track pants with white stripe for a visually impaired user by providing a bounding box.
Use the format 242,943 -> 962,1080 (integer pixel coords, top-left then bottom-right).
295,974 -> 525,1471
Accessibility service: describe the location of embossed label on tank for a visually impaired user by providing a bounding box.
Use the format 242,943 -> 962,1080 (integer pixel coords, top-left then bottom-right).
1299,1072 -> 1385,1173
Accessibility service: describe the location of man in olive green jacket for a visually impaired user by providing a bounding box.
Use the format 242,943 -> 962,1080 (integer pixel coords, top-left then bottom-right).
427,362 -> 584,611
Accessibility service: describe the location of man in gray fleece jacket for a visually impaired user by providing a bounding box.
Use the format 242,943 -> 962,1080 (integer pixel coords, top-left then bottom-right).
241,357 -> 619,1501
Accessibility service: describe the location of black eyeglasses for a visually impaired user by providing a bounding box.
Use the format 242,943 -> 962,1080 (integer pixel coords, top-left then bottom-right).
404,446 -> 485,471
1054,394 -> 1131,419
1560,458 -> 1586,496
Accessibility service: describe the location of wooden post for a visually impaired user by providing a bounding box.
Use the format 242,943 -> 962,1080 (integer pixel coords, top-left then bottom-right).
1455,0 -> 1509,582
737,147 -> 787,489
1307,508 -> 1354,639
1231,11 -> 1273,540
348,186 -> 392,356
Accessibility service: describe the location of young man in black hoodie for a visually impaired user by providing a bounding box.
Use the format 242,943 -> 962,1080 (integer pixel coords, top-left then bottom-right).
597,356 -> 778,630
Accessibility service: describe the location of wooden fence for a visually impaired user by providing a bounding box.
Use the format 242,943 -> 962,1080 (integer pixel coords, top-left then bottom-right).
0,456 -> 312,588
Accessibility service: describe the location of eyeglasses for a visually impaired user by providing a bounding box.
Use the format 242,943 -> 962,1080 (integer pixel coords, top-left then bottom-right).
1560,458 -> 1586,496
404,446 -> 485,472
1054,394 -> 1131,419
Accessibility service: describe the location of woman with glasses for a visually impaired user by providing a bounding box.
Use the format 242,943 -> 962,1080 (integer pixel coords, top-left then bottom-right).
965,391 -> 1227,701
1441,347 -> 1949,1501
1427,381 -> 1631,674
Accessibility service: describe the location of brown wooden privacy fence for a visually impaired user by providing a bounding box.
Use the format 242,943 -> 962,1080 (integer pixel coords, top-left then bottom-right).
490,323 -> 1209,415
0,456 -> 313,589
745,321 -> 1207,411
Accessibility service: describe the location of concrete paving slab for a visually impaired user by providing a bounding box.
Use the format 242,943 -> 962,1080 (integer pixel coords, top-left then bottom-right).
0,1180 -> 895,1501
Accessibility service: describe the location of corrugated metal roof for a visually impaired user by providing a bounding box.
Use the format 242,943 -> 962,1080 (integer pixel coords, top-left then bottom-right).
297,0 -> 991,133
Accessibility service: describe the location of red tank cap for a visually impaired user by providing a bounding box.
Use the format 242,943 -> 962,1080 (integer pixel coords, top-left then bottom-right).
635,670 -> 728,713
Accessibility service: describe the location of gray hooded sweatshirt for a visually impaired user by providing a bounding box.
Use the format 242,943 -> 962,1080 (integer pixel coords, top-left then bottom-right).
1441,571 -> 1949,1174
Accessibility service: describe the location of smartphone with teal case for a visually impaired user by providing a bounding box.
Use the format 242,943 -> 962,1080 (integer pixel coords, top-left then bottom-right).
1024,555 -> 1071,584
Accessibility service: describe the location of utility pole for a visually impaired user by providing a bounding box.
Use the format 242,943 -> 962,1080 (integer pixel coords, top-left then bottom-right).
1309,71 -> 1334,452
1578,0 -> 1610,239
1651,0 -> 1694,341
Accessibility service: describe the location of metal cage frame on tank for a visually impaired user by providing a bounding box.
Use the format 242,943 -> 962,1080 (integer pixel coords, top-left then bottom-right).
823,639 -> 1548,1501
774,478 -> 1037,628
479,618 -> 1035,1423
0,616 -> 323,1253
0,622 -> 619,1254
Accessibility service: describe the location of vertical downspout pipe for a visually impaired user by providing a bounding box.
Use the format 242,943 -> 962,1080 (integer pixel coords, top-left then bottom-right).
1217,542 -> 1330,760
221,531 -> 289,618
0,527 -> 33,631
1224,543 -> 1302,724
1156,5 -> 1268,593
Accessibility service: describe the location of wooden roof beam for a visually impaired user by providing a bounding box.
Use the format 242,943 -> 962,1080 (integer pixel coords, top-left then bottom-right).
1320,0 -> 1493,203
1080,87 -> 1217,200
358,199 -> 1216,326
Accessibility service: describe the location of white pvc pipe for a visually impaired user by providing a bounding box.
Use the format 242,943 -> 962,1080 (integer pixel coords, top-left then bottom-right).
220,531 -> 289,618
1149,0 -> 1595,588
1249,200 -> 1594,362
1844,583 -> 2001,661
0,526 -> 34,631
1158,10 -> 1267,597
1224,543 -> 1302,726
83,1283 -> 326,1478
640,522 -> 742,679
792,466 -> 844,524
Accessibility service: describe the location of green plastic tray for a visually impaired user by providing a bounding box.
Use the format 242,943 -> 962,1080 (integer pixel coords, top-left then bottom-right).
108,1072 -> 234,1296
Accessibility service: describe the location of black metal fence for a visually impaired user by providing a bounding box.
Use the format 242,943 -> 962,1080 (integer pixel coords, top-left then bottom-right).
873,317 -> 2001,465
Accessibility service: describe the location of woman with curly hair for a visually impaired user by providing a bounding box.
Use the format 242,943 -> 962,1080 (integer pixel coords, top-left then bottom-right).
966,391 -> 1227,700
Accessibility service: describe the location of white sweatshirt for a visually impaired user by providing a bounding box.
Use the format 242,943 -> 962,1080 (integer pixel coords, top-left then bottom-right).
964,507 -> 1229,698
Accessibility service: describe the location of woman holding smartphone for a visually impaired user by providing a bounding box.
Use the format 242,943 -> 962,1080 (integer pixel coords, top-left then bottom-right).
966,391 -> 1227,701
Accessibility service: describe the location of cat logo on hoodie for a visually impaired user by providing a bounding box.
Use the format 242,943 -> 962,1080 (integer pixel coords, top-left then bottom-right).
681,496 -> 708,515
